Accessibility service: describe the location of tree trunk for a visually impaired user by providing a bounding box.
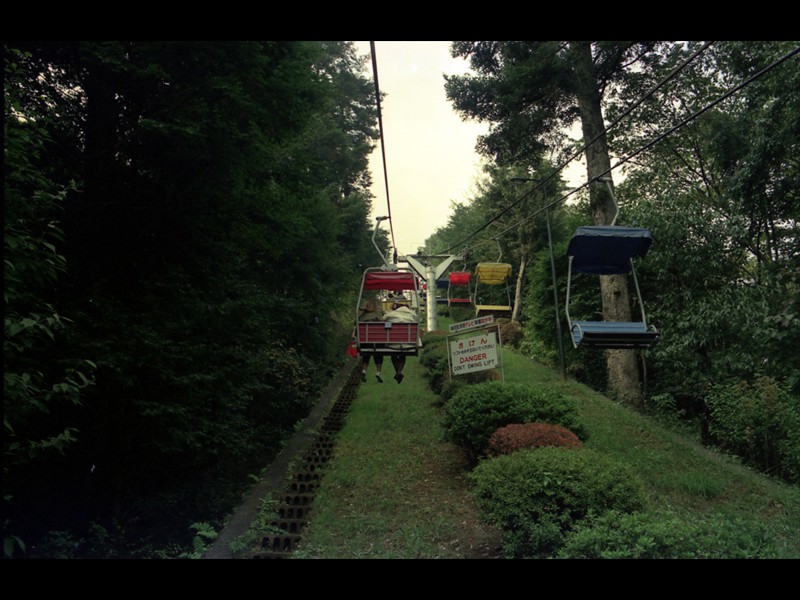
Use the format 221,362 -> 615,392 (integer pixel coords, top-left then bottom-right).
511,247 -> 527,322
571,42 -> 642,409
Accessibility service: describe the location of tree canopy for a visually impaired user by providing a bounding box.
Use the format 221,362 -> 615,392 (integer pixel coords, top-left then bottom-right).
4,41 -> 379,558
433,41 -> 799,481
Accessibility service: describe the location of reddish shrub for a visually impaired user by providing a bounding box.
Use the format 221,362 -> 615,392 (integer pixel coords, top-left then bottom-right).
486,422 -> 583,457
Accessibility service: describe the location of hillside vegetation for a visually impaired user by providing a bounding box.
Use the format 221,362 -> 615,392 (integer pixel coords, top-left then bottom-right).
280,338 -> 799,559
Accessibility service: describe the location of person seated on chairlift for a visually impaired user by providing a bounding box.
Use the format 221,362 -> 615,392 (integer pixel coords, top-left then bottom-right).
383,301 -> 419,323
383,302 -> 418,383
358,299 -> 385,383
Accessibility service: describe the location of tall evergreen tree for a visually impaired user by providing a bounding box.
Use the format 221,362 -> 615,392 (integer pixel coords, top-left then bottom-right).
445,41 -> 667,407
606,41 -> 800,411
4,40 -> 378,557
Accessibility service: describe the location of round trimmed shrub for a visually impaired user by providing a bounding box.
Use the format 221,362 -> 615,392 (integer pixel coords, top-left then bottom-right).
486,422 -> 583,457
442,381 -> 587,462
557,510 -> 782,559
438,370 -> 501,406
469,447 -> 646,558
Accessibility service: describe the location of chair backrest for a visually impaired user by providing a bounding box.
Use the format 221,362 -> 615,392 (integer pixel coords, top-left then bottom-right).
362,270 -> 417,291
474,263 -> 512,285
357,322 -> 419,345
567,226 -> 653,275
449,271 -> 471,286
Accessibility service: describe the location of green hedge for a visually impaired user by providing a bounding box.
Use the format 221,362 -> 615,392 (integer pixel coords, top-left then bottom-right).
442,381 -> 587,462
469,447 -> 646,558
557,510 -> 783,558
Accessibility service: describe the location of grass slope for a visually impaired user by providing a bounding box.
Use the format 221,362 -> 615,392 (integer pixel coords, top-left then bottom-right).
284,341 -> 799,558
292,354 -> 503,558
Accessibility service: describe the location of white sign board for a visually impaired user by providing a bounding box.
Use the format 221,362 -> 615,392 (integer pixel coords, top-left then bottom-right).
449,315 -> 495,333
449,332 -> 499,375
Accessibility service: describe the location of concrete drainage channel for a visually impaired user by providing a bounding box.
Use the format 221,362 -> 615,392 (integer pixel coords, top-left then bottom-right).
243,364 -> 360,559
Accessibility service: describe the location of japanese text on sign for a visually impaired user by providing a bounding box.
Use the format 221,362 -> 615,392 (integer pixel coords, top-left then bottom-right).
449,315 -> 495,333
449,332 -> 498,375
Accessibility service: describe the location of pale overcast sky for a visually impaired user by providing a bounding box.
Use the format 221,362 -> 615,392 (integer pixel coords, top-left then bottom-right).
354,41 -> 490,256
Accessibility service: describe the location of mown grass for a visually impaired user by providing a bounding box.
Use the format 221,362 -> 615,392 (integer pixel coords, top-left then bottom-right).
291,353 -> 503,558
502,350 -> 800,556
277,324 -> 800,558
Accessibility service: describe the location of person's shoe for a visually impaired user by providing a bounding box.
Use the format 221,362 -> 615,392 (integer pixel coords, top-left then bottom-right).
361,371 -> 367,382
394,373 -> 404,384
376,372 -> 383,383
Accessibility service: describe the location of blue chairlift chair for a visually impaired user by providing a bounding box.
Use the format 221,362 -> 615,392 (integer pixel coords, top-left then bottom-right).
565,225 -> 659,349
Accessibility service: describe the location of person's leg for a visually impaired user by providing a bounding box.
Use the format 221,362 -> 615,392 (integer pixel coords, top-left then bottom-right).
392,354 -> 405,383
374,354 -> 384,383
361,354 -> 369,382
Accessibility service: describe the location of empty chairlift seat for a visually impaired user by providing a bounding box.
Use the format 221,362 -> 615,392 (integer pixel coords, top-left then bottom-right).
565,226 -> 659,350
473,262 -> 513,318
447,271 -> 473,307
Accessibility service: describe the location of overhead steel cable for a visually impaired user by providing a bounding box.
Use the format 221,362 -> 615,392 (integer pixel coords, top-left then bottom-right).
369,41 -> 397,257
457,42 -> 800,257
439,41 -> 715,254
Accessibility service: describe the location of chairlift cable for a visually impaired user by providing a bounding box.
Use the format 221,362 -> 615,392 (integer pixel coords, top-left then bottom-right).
439,41 -> 716,254
447,42 -> 800,257
370,41 -> 397,256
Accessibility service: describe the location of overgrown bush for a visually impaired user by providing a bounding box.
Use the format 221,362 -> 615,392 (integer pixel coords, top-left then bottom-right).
498,320 -> 524,349
421,330 -> 448,347
448,306 -> 474,323
437,369 -> 500,407
706,376 -> 800,483
442,381 -> 587,462
486,422 -> 583,457
419,343 -> 451,395
557,510 -> 783,559
439,378 -> 467,406
469,447 -> 646,558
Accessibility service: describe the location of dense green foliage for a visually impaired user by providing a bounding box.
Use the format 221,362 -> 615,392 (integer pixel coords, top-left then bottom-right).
469,447 -> 646,558
706,376 -> 800,483
609,42 -> 800,466
4,41 -> 379,558
442,381 -> 586,462
418,333 -> 451,395
5,39 -> 799,559
4,48 -> 98,557
289,340 -> 800,558
431,40 -> 800,483
556,510 -> 784,559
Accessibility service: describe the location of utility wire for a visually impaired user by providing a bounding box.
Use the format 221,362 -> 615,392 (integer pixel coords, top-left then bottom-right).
440,41 -> 715,254
458,42 -> 800,257
369,41 -> 397,257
